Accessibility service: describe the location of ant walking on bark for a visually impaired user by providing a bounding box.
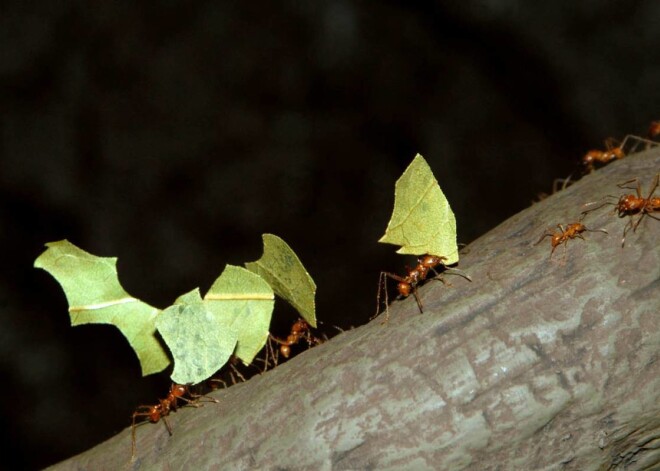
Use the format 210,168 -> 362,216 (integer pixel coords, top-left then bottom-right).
375,255 -> 471,322
582,174 -> 659,246
535,221 -> 608,260
131,383 -> 217,459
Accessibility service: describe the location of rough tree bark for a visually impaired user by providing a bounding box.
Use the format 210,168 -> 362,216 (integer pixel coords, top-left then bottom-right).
49,148 -> 659,471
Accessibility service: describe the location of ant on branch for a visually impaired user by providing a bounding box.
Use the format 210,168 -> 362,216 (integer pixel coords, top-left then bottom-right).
535,220 -> 608,260
271,318 -> 322,359
611,175 -> 659,246
582,138 -> 625,172
375,254 -> 471,322
131,383 -> 217,459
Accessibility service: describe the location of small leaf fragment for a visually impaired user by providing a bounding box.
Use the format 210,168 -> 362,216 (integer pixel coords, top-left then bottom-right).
34,240 -> 169,376
156,289 -> 239,385
245,234 -> 317,327
205,265 -> 275,365
379,154 -> 459,264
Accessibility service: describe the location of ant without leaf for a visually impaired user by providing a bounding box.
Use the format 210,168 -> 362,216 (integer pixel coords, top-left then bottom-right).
582,174 -> 659,246
648,121 -> 660,140
131,383 -> 217,459
375,254 -> 471,321
610,175 -> 659,246
271,318 -> 322,359
535,221 -> 608,259
582,138 -> 625,172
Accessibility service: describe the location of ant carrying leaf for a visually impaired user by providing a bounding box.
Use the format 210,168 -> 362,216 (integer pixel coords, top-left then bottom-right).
376,155 -> 470,320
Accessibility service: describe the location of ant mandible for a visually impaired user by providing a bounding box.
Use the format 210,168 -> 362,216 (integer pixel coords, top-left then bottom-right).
582,138 -> 625,172
376,254 -> 471,321
535,221 -> 608,259
131,383 -> 217,459
271,318 -> 322,359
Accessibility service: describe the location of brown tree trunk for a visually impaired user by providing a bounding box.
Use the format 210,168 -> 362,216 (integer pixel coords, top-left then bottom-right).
49,147 -> 660,471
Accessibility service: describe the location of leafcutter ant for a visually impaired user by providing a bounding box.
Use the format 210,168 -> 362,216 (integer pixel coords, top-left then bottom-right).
582,174 -> 659,246
649,121 -> 660,140
131,383 -> 217,459
271,318 -> 321,359
582,138 -> 625,172
612,175 -> 660,246
375,254 -> 471,322
535,221 -> 608,260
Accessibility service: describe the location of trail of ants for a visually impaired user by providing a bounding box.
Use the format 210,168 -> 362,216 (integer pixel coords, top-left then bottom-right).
582,174 -> 660,246
131,383 -> 218,460
375,255 -> 471,323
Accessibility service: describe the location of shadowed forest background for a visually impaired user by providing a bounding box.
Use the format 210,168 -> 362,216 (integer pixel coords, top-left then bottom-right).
1,2 -> 659,469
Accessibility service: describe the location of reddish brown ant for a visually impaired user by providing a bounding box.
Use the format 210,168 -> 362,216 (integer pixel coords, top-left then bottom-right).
375,254 -> 471,321
271,318 -> 321,359
582,138 -> 625,172
535,221 -> 608,259
582,174 -> 659,246
612,175 -> 660,246
648,121 -> 660,140
131,383 -> 217,459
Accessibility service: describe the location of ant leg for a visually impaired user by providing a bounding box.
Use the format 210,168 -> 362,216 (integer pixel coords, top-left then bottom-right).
411,287 -> 424,313
374,271 -> 406,322
435,266 -> 472,282
645,174 -> 660,198
230,363 -> 247,383
161,416 -> 172,436
535,231 -> 554,245
621,218 -> 635,247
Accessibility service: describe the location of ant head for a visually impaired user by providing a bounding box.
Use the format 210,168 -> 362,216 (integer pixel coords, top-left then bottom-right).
582,150 -> 599,166
291,319 -> 309,334
171,384 -> 187,397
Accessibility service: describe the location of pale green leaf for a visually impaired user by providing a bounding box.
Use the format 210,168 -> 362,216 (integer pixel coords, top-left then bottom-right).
378,154 -> 459,264
245,234 -> 317,327
205,265 -> 275,365
34,240 -> 169,376
155,289 -> 239,385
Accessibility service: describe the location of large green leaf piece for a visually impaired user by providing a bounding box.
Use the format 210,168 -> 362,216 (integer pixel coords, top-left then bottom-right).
378,154 -> 459,264
205,265 -> 275,365
245,234 -> 317,327
155,289 -> 239,385
34,240 -> 169,376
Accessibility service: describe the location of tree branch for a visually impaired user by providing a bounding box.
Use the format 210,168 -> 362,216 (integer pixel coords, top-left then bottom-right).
48,147 -> 660,471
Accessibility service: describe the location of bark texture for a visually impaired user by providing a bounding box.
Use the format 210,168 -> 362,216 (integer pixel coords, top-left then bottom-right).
49,148 -> 660,471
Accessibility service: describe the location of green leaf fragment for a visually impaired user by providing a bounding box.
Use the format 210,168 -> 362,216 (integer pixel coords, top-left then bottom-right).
205,265 -> 275,366
156,289 -> 239,385
34,240 -> 169,376
379,154 -> 459,264
245,234 -> 317,327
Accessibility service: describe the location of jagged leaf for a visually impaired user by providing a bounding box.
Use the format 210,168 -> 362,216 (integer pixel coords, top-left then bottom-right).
205,265 -> 275,365
379,154 -> 459,264
155,289 -> 239,385
245,234 -> 316,327
34,240 -> 169,376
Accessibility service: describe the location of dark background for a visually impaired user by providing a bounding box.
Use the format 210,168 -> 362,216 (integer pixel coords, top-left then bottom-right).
2,1 -> 658,469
